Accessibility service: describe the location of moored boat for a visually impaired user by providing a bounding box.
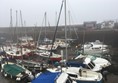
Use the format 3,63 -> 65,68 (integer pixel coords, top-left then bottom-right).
66,53 -> 111,72
80,40 -> 110,55
35,50 -> 62,62
62,67 -> 103,83
4,46 -> 31,59
18,36 -> 35,49
37,44 -> 58,51
17,59 -> 47,72
32,70 -> 77,83
1,62 -> 34,81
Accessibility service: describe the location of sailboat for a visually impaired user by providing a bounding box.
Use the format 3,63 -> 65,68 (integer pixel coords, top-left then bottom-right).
2,10 -> 32,59
54,38 -> 70,48
37,44 -> 58,51
4,46 -> 31,59
18,36 -> 35,49
37,12 -> 58,51
35,12 -> 63,62
35,49 -> 62,62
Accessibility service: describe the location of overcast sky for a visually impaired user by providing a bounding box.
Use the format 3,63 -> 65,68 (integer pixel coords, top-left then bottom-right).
0,0 -> 118,27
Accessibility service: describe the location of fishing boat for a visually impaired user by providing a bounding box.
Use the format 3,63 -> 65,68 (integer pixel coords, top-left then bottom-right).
1,62 -> 34,81
32,70 -> 77,83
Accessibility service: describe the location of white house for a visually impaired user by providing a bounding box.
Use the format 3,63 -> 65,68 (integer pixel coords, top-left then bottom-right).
101,21 -> 115,29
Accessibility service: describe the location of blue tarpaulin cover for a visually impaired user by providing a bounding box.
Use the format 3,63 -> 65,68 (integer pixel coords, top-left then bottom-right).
32,71 -> 60,83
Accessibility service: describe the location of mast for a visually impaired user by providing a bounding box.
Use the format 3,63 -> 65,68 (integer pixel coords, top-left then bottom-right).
20,10 -> 24,38
44,12 -> 47,39
37,12 -> 46,47
64,0 -> 68,61
19,10 -> 24,61
68,10 -> 72,38
10,9 -> 13,42
20,10 -> 23,27
82,29 -> 85,54
24,21 -> 27,37
15,10 -> 18,43
49,0 -> 64,62
55,12 -> 57,26
68,10 -> 79,39
68,11 -> 71,26
15,10 -> 18,28
34,23 -> 37,45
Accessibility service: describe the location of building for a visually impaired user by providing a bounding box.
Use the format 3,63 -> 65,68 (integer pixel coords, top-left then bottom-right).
101,21 -> 115,29
83,21 -> 97,29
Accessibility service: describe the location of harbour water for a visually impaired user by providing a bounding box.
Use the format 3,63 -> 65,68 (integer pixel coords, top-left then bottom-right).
0,72 -> 16,83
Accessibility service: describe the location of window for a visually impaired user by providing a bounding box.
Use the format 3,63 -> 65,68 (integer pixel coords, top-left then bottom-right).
87,61 -> 95,69
16,51 -> 19,54
68,73 -> 77,78
66,76 -> 73,83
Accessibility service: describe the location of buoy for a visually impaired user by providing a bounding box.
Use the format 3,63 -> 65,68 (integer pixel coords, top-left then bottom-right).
1,69 -> 3,72
10,75 -> 12,78
4,73 -> 7,77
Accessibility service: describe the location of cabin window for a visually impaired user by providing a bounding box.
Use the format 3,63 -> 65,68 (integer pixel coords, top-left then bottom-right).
91,61 -> 95,66
68,73 -> 77,78
91,56 -> 96,61
16,51 -> 19,54
24,48 -> 26,51
79,69 -> 82,76
87,61 -> 95,69
66,76 -> 73,83
88,63 -> 94,69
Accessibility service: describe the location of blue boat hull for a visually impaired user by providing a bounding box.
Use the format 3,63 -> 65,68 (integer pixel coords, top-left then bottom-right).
66,62 -> 86,67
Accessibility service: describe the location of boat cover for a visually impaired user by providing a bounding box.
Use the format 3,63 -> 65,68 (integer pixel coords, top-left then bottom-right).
32,71 -> 60,83
66,61 -> 86,67
4,64 -> 25,76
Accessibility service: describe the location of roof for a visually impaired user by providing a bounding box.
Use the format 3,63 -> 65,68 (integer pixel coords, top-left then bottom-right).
84,58 -> 91,64
64,67 -> 80,75
56,72 -> 68,83
18,36 -> 33,41
3,64 -> 25,76
32,71 -> 60,83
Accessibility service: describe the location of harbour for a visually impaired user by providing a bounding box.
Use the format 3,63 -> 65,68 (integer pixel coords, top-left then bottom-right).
0,0 -> 118,83
0,36 -> 118,83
